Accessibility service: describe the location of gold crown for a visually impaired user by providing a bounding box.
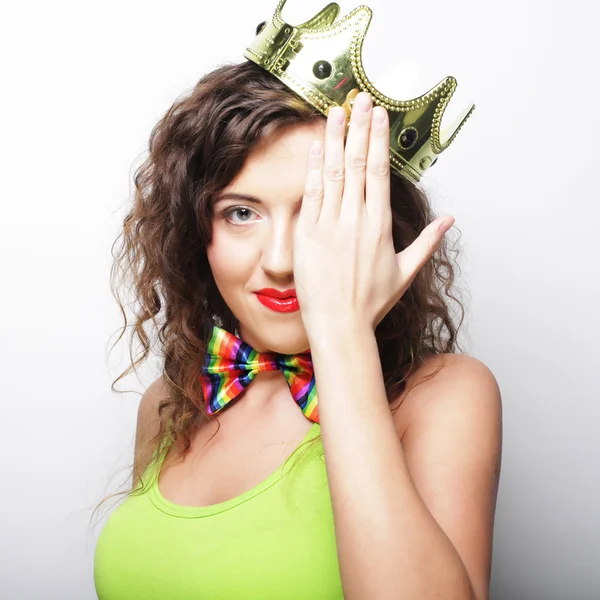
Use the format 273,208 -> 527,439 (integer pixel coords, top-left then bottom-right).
244,0 -> 475,184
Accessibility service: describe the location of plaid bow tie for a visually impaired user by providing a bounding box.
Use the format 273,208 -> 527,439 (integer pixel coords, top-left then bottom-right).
199,325 -> 319,423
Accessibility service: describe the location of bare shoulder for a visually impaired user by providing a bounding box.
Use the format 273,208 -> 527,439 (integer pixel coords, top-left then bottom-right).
390,354 -> 502,600
132,376 -> 171,489
391,353 -> 502,439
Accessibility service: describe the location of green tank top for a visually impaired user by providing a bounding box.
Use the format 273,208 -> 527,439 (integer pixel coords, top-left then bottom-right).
94,422 -> 344,599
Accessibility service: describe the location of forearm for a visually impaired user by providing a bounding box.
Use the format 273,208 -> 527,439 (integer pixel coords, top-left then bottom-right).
308,325 -> 476,600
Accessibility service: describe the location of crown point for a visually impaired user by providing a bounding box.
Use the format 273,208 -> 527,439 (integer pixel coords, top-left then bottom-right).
244,1 -> 473,183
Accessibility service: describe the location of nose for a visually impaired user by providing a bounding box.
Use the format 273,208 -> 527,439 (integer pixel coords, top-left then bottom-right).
260,218 -> 295,280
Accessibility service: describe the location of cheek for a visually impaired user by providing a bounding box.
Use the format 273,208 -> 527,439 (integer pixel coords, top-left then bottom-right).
206,230 -> 254,289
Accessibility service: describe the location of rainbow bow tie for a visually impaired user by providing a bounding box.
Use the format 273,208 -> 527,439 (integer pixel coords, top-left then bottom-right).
199,325 -> 319,423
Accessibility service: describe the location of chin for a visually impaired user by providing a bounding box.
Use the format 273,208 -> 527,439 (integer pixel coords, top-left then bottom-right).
240,318 -> 310,355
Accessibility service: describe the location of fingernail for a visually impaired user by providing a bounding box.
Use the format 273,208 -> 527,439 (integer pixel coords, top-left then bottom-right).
374,106 -> 387,124
437,217 -> 454,232
330,107 -> 346,125
310,141 -> 323,156
356,92 -> 372,112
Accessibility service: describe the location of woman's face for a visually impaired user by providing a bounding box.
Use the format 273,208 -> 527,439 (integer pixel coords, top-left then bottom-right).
207,119 -> 326,355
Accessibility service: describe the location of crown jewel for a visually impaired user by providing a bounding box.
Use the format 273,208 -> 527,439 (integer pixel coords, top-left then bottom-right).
244,0 -> 475,184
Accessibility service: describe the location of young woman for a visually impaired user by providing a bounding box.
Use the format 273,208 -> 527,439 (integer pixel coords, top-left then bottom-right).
93,59 -> 502,599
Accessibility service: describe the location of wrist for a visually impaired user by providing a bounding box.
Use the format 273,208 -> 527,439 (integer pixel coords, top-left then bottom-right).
304,319 -> 375,353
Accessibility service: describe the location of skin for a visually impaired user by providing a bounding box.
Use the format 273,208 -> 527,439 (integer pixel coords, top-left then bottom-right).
207,118 -> 329,413
206,99 -> 450,416
204,95 -> 501,599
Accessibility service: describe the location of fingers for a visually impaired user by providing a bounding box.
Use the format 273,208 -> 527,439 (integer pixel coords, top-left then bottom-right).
397,217 -> 455,279
320,106 -> 347,222
300,140 -> 324,226
303,92 -> 391,228
365,105 -> 391,225
340,91 -> 373,220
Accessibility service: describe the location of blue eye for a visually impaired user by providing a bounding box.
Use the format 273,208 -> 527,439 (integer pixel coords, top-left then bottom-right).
222,206 -> 257,225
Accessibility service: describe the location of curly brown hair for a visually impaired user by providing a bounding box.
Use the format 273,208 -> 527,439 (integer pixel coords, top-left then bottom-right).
89,59 -> 467,532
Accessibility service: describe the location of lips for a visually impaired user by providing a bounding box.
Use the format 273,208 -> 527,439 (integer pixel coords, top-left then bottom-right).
256,288 -> 296,299
255,292 -> 299,313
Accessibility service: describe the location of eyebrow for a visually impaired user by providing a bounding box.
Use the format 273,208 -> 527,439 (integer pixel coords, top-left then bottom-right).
213,193 -> 264,205
213,193 -> 302,206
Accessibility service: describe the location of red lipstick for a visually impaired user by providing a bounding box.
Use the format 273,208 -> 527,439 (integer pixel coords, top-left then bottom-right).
255,288 -> 299,313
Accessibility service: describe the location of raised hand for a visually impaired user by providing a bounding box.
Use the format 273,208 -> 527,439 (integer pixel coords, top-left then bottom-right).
293,91 -> 454,334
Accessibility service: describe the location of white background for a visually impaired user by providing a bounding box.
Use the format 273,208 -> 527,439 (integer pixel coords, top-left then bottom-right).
1,0 -> 598,598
